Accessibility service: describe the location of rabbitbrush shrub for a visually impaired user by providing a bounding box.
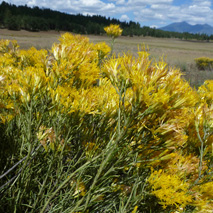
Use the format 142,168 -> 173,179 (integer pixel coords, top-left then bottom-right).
0,31 -> 212,213
195,57 -> 213,70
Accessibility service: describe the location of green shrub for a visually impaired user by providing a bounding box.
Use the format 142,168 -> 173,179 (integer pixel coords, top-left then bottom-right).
0,32 -> 212,212
195,57 -> 213,70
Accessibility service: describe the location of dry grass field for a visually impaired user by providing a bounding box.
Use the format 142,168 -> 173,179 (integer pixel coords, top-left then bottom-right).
1,29 -> 213,87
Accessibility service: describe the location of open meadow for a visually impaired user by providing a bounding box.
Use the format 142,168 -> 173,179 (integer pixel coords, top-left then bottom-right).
0,29 -> 213,87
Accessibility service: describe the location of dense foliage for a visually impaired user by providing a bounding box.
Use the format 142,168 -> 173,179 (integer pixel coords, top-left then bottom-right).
0,1 -> 213,41
0,30 -> 212,212
195,57 -> 213,70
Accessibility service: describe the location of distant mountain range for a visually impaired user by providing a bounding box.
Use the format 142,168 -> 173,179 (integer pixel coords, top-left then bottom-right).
159,21 -> 213,36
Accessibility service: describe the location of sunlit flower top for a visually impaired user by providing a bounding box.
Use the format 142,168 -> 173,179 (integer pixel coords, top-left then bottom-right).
104,24 -> 123,38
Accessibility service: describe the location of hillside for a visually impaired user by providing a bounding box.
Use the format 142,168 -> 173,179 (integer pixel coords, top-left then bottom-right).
159,21 -> 213,36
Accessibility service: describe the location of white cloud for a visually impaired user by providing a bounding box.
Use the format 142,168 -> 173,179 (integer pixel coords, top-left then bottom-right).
2,0 -> 213,27
192,0 -> 211,7
162,1 -> 213,25
151,4 -> 171,10
132,0 -> 213,26
150,25 -> 158,28
82,12 -> 97,16
110,0 -> 126,5
127,0 -> 172,6
120,14 -> 130,22
54,0 -> 115,12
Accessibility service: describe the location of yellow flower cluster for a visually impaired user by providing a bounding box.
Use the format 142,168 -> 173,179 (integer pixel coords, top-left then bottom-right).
103,50 -> 199,165
94,42 -> 111,61
0,40 -> 50,123
0,34 -> 113,123
195,57 -> 213,70
0,31 -> 212,212
185,80 -> 213,156
37,125 -> 65,152
192,182 -> 213,212
148,169 -> 192,209
104,24 -> 123,38
148,150 -> 213,211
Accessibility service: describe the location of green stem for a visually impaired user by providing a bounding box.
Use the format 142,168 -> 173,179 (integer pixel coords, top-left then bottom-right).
195,122 -> 204,179
40,155 -> 100,213
84,132 -> 116,210
32,159 -> 54,211
84,113 -> 132,210
110,37 -> 115,56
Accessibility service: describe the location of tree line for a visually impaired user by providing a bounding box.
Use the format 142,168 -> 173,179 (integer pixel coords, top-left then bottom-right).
0,1 -> 212,41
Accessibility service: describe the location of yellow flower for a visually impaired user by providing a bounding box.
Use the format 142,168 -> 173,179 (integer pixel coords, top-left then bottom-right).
0,75 -> 5,82
191,182 -> 213,212
83,141 -> 99,158
104,24 -> 123,38
94,42 -> 111,60
70,179 -> 86,198
148,169 -> 192,209
132,206 -> 138,213
50,33 -> 99,88
0,39 -> 10,53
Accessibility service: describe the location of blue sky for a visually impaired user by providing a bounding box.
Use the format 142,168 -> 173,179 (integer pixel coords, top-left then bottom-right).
1,0 -> 213,28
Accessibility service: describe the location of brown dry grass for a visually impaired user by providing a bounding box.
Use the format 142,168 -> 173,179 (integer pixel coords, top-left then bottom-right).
1,29 -> 212,87
0,29 -> 63,50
